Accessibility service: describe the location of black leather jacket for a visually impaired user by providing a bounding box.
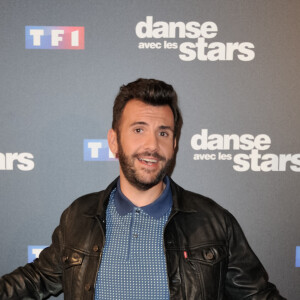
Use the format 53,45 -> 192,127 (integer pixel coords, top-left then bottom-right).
0,178 -> 285,299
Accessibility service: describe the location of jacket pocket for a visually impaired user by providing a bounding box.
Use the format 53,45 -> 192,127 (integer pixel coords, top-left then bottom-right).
183,244 -> 227,300
61,248 -> 85,299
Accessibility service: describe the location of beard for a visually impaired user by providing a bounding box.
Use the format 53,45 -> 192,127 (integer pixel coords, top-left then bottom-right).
117,135 -> 174,191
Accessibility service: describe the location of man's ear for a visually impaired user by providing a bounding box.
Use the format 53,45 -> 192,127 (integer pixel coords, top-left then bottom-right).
107,128 -> 118,156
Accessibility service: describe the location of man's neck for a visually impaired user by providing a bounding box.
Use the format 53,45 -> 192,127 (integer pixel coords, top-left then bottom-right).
119,176 -> 165,207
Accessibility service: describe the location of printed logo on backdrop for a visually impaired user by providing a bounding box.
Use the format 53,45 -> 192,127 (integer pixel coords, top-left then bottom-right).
135,16 -> 255,62
28,246 -> 47,263
0,152 -> 34,171
296,247 -> 300,267
191,129 -> 300,172
84,139 -> 117,161
25,26 -> 84,49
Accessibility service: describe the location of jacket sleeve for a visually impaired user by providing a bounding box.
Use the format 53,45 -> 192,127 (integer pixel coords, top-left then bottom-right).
224,213 -> 286,299
0,214 -> 65,299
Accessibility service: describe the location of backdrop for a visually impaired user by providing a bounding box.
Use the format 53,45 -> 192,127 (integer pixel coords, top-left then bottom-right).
0,1 -> 299,299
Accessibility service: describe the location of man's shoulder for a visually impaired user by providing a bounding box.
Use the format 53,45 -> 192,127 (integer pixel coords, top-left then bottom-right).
72,191 -> 103,209
59,191 -> 103,222
170,178 -> 230,217
63,178 -> 118,218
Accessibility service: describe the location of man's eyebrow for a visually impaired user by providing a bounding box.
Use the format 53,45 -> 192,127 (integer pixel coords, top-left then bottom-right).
129,122 -> 174,132
159,125 -> 174,132
129,121 -> 148,127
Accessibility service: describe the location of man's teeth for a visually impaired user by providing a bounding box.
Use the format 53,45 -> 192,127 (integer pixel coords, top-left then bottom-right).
139,158 -> 158,163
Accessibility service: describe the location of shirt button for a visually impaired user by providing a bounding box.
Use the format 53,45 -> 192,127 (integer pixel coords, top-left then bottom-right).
136,208 -> 141,213
133,233 -> 138,238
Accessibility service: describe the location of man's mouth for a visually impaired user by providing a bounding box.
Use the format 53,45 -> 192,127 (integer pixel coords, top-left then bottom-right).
138,157 -> 158,165
134,151 -> 166,166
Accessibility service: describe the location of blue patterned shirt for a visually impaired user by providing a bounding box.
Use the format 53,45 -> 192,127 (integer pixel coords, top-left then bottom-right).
94,177 -> 172,299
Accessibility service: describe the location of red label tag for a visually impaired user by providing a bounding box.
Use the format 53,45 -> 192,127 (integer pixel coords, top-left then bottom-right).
183,251 -> 188,259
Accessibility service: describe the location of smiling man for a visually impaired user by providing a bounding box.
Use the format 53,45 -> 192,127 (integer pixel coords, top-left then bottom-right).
0,79 -> 285,299
108,98 -> 176,206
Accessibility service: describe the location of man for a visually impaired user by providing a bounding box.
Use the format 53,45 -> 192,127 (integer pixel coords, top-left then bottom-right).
0,78 -> 285,299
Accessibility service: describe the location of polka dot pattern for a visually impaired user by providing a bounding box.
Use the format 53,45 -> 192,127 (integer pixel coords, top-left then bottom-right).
94,189 -> 171,299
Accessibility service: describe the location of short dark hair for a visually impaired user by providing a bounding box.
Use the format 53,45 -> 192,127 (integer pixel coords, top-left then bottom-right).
112,78 -> 182,138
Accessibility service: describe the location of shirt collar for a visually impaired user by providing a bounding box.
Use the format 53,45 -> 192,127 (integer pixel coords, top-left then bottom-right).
114,176 -> 172,219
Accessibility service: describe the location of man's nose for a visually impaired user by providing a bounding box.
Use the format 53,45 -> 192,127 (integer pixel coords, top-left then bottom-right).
144,132 -> 159,151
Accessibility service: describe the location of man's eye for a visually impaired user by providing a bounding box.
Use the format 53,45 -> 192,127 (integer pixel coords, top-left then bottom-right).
134,128 -> 143,133
159,132 -> 168,137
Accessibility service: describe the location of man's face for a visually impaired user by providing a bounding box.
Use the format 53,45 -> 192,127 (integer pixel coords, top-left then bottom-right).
109,99 -> 176,191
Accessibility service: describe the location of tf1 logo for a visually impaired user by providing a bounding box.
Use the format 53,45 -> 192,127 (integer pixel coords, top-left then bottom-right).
296,246 -> 300,267
28,246 -> 47,263
25,26 -> 84,49
84,139 -> 117,161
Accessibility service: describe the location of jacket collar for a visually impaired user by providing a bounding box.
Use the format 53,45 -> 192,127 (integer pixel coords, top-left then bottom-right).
169,177 -> 199,213
95,177 -> 119,219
